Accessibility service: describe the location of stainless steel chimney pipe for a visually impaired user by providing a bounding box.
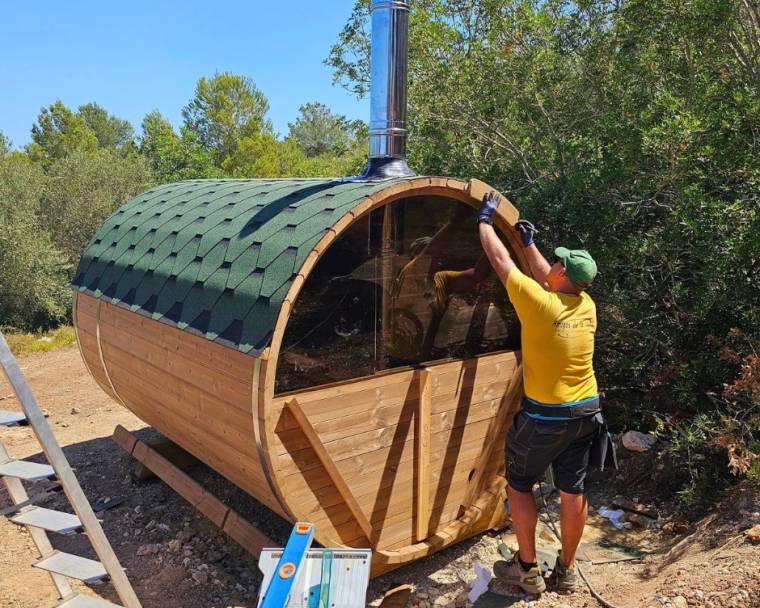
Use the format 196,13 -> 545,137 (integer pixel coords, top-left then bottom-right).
360,0 -> 415,179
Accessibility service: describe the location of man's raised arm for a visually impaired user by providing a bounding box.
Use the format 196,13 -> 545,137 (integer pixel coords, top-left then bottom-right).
477,191 -> 517,285
515,220 -> 551,287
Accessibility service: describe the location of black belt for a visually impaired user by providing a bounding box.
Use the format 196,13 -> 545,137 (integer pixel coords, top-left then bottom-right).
522,396 -> 601,421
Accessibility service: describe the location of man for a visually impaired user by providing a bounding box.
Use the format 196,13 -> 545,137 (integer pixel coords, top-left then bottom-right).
477,190 -> 601,595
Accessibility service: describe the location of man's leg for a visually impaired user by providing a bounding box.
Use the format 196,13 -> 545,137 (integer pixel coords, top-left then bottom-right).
507,485 -> 538,564
558,491 -> 588,567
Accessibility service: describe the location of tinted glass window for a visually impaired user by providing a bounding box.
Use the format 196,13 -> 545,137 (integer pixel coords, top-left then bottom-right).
276,196 -> 521,393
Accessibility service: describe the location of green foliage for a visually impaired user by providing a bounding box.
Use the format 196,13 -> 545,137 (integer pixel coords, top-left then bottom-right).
0,130 -> 11,157
182,72 -> 272,164
4,326 -> 77,356
140,111 -> 220,181
288,102 -> 363,157
27,100 -> 137,162
28,100 -> 99,161
78,102 -> 135,153
331,0 -> 760,506
41,149 -> 155,264
0,156 -> 70,329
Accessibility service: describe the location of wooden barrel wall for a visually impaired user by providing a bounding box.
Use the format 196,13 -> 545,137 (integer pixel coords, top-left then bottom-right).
73,177 -> 529,575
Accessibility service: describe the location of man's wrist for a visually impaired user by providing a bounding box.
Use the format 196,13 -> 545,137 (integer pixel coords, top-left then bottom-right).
477,216 -> 494,226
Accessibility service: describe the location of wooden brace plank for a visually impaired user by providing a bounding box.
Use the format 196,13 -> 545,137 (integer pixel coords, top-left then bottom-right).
415,368 -> 432,542
285,398 -> 374,542
111,425 -> 273,557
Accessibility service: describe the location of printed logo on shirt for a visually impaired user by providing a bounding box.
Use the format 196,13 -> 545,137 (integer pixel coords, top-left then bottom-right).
552,317 -> 595,338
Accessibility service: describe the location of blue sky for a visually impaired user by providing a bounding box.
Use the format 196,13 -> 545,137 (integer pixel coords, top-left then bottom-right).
1,1 -> 365,149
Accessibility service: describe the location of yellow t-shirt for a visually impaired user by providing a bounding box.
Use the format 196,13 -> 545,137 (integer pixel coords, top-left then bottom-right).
506,269 -> 597,404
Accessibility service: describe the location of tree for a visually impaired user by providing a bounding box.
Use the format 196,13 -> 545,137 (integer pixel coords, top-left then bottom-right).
78,102 -> 135,152
27,101 -> 137,161
27,101 -> 98,161
0,130 -> 10,157
41,149 -> 155,264
140,111 -> 219,181
182,72 -> 272,164
287,102 -> 362,157
0,155 -> 70,329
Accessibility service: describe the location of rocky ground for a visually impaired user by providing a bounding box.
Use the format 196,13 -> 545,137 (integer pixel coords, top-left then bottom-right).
1,346 -> 758,608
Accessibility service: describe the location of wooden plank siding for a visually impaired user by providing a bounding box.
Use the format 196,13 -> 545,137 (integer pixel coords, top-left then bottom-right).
270,351 -> 518,554
76,294 -> 285,516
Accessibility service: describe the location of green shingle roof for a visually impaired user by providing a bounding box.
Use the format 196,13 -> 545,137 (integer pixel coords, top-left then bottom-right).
72,178 -> 402,355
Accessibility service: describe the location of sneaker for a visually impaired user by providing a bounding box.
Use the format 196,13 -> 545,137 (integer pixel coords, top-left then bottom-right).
493,553 -> 546,594
548,550 -> 582,593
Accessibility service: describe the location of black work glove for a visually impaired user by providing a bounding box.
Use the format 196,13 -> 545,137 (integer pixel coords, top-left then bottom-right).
515,219 -> 538,247
477,191 -> 501,225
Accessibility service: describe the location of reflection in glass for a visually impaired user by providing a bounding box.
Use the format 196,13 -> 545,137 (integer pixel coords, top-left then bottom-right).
276,196 -> 521,393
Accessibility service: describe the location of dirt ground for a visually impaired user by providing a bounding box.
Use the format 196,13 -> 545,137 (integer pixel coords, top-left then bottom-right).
0,346 -> 758,608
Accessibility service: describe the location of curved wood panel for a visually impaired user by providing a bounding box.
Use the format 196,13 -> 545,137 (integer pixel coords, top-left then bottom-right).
76,294 -> 287,518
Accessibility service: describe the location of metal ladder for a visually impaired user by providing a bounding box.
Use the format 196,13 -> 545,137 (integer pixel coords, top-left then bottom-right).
0,332 -> 141,608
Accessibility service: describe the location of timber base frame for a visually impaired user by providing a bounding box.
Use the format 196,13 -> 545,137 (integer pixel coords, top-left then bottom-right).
112,425 -> 274,558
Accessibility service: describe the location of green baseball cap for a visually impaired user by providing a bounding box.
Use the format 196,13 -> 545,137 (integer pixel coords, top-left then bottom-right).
555,247 -> 597,289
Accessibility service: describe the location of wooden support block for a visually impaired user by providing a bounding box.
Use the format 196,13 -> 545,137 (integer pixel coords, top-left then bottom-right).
285,398 -> 374,542
379,584 -> 413,608
112,425 -> 273,557
414,368 -> 432,542
111,424 -> 137,455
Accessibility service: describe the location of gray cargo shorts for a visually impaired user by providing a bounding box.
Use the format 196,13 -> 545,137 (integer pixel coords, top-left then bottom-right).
505,409 -> 601,495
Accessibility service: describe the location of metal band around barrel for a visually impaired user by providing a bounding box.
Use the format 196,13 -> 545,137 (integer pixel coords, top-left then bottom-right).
251,356 -> 294,519
95,299 -> 126,407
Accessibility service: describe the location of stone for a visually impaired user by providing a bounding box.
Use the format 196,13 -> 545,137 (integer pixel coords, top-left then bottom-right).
622,430 -> 656,452
624,512 -> 652,529
192,570 -> 209,585
145,519 -> 156,531
168,539 -> 182,553
745,524 -> 760,544
671,597 -> 688,608
207,550 -> 224,563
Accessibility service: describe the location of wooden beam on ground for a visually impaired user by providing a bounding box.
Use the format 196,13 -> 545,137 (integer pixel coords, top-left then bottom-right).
131,435 -> 199,482
414,368 -> 432,542
285,398 -> 374,542
112,425 -> 273,557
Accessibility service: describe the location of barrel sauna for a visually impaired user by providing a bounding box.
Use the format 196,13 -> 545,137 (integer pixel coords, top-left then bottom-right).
71,175 -> 531,575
